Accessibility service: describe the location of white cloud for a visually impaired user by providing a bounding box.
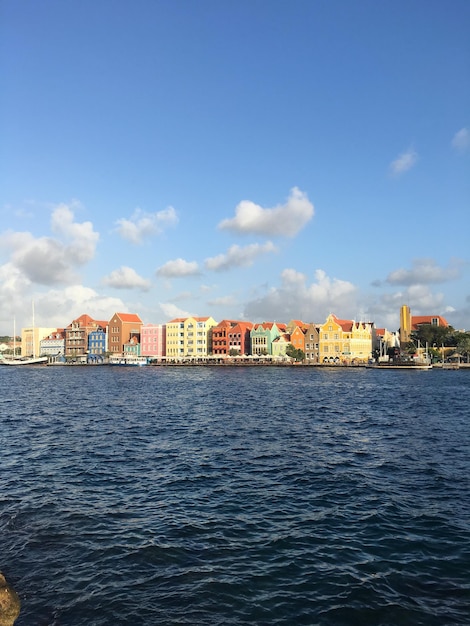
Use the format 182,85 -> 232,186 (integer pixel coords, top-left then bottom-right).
205,241 -> 277,272
0,203 -> 99,286
243,268 -> 357,322
156,258 -> 200,278
51,203 -> 99,263
102,266 -> 151,291
159,302 -> 192,320
451,127 -> 469,153
389,148 -> 418,176
386,258 -> 463,286
218,187 -> 314,237
207,295 -> 237,307
115,206 -> 178,244
0,284 -> 127,332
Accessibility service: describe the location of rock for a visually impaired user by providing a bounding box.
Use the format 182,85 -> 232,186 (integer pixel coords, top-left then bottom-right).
0,573 -> 20,626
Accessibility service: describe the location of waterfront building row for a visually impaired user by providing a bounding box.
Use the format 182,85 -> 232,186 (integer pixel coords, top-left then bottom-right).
18,308 -> 447,364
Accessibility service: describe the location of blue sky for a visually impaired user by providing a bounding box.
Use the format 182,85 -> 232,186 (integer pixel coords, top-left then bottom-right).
1,0 -> 469,335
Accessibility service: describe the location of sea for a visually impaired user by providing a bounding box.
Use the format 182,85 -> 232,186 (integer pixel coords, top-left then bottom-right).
1,365 -> 469,625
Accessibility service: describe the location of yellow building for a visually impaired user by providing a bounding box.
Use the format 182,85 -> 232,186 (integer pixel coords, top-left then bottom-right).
319,314 -> 374,364
400,305 -> 411,345
166,316 -> 218,358
21,327 -> 56,357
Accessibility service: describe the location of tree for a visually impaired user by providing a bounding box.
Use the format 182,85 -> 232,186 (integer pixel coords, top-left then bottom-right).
456,333 -> 470,363
412,324 -> 454,347
285,344 -> 305,361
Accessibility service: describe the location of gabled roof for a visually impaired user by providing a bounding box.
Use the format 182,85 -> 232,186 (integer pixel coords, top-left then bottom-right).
229,321 -> 253,332
411,315 -> 449,329
330,315 -> 354,332
113,312 -> 143,323
69,313 -> 95,328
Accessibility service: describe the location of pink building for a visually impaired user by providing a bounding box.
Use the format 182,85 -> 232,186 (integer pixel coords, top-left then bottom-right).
140,323 -> 166,358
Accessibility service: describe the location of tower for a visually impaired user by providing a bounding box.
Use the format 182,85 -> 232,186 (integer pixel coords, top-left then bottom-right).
400,305 -> 411,345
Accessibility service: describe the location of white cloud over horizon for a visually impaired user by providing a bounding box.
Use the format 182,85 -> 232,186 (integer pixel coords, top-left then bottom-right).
243,268 -> 357,323
205,241 -> 277,272
0,203 -> 99,286
218,187 -> 314,237
102,266 -> 151,291
115,206 -> 178,244
156,258 -> 200,278
386,258 -> 463,286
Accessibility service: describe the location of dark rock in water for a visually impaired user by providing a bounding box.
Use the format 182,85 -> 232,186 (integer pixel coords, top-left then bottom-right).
0,574 -> 20,626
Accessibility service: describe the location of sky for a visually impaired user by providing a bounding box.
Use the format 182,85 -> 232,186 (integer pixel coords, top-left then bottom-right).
1,0 -> 469,336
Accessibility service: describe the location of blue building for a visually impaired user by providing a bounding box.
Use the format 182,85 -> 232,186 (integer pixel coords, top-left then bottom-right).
88,329 -> 107,362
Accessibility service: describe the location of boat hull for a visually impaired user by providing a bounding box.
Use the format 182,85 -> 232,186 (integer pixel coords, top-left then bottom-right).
0,356 -> 48,366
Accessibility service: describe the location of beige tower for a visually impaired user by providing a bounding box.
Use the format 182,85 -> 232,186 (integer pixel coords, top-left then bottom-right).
399,305 -> 411,345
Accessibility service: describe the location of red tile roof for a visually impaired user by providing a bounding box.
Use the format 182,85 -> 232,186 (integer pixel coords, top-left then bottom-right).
115,312 -> 143,323
411,315 -> 449,329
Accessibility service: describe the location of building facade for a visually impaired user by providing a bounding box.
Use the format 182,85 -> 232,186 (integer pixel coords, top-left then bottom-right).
166,316 -> 218,358
40,330 -> 66,357
250,322 -> 286,356
21,326 -> 56,357
304,323 -> 320,362
108,312 -> 143,354
140,323 -> 166,358
319,314 -> 374,364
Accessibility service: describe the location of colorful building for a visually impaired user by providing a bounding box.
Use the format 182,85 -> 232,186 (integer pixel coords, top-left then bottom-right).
319,314 -> 374,364
40,330 -> 66,357
108,312 -> 143,354
250,322 -> 286,355
65,314 -> 107,359
166,316 -> 218,358
304,323 -> 320,363
140,323 -> 166,358
212,320 -> 253,356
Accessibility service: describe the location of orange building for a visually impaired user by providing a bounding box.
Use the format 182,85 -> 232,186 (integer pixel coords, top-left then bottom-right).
108,312 -> 143,354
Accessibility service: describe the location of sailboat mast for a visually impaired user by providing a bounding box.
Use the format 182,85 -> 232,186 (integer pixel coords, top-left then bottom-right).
32,300 -> 35,359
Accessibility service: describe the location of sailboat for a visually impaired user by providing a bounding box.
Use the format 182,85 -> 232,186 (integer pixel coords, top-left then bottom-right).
0,308 -> 47,366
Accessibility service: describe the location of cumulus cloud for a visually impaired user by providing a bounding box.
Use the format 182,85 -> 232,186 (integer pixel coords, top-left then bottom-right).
0,203 -> 99,286
156,258 -> 200,278
38,286 -> 128,329
386,258 -> 463,286
243,268 -> 357,322
102,266 -> 151,291
115,206 -> 178,244
218,187 -> 314,237
451,127 -> 469,153
51,203 -> 99,263
389,148 -> 418,176
159,302 -> 192,320
205,241 -> 277,272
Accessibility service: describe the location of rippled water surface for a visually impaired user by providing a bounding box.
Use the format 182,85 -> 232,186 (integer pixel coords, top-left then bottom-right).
1,366 -> 469,625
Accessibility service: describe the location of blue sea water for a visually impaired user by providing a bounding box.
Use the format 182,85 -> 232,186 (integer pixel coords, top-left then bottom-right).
1,365 -> 469,625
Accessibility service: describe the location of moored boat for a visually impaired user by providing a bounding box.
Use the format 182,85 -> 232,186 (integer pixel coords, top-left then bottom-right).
108,356 -> 148,366
0,355 -> 48,366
